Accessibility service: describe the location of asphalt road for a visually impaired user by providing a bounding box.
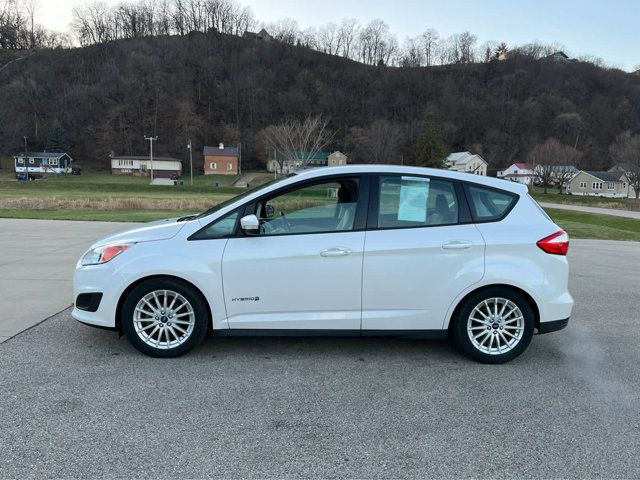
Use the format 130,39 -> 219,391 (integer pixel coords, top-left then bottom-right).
539,201 -> 640,219
1,239 -> 639,479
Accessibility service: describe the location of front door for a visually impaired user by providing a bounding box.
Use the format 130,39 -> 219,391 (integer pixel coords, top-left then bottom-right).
362,174 -> 485,331
222,176 -> 367,330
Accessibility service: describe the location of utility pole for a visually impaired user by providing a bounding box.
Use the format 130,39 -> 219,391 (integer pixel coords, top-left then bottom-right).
237,142 -> 242,176
23,136 -> 28,179
144,135 -> 158,183
187,139 -> 193,186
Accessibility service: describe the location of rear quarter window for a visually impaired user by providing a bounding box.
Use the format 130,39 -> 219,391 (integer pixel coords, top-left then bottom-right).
465,184 -> 518,222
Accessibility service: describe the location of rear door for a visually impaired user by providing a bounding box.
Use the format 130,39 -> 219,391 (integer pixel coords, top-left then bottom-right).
361,174 -> 485,331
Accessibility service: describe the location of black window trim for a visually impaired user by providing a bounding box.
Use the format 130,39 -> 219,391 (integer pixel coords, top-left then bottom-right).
462,182 -> 520,224
190,173 -> 371,240
366,173 -> 473,231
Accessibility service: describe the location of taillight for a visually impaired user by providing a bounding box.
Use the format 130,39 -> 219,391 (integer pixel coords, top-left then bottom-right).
537,231 -> 569,256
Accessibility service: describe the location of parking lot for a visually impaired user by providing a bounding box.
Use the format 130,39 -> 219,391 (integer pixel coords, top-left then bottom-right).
1,231 -> 639,478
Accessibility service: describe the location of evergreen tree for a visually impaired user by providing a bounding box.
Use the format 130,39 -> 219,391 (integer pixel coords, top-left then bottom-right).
413,113 -> 447,167
46,120 -> 71,152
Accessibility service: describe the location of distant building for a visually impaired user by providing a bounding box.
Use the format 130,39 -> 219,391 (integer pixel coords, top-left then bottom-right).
111,155 -> 182,178
565,170 -> 633,198
267,151 -> 348,174
546,51 -> 570,62
444,152 -> 488,176
203,143 -> 240,175
497,163 -> 536,185
14,152 -> 73,175
243,29 -> 272,41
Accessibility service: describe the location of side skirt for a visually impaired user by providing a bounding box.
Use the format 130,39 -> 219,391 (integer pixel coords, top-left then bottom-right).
213,329 -> 448,339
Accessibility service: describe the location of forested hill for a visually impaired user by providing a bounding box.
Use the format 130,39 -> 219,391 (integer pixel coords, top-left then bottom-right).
1,31 -> 639,170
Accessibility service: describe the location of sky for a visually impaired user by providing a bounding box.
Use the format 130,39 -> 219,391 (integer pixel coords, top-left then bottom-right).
40,0 -> 639,71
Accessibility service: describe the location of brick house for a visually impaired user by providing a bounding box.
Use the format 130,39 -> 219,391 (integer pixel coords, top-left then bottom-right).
203,144 -> 240,175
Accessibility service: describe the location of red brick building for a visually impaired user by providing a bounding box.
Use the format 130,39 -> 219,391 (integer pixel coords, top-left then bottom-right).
203,144 -> 240,175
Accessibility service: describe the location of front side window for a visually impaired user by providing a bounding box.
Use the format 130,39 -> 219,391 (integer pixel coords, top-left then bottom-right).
255,179 -> 359,235
592,182 -> 602,190
466,184 -> 516,222
210,162 -> 217,170
227,162 -> 233,171
579,181 -> 587,188
17,158 -> 24,164
29,158 -> 34,164
608,182 -> 615,190
192,211 -> 239,239
377,176 -> 459,228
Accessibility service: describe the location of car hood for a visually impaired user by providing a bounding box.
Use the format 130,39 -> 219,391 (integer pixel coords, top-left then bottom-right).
90,219 -> 186,248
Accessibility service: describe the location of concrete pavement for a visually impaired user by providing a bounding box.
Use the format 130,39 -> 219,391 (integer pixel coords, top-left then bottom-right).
1,239 -> 640,478
540,201 -> 640,219
0,218 -> 135,341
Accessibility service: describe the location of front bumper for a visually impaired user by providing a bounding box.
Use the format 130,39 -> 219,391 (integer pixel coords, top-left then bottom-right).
538,317 -> 570,334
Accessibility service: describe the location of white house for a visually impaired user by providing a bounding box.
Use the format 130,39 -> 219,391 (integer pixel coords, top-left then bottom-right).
497,163 -> 536,185
110,155 -> 182,179
444,152 -> 488,176
14,152 -> 73,174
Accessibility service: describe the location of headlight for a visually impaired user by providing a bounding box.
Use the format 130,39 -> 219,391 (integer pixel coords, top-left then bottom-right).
81,244 -> 133,266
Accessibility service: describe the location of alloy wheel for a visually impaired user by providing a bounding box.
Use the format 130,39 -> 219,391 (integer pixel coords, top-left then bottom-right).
467,297 -> 525,355
133,290 -> 195,350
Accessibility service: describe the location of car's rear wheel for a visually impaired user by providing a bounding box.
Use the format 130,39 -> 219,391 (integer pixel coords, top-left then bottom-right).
453,287 -> 534,364
122,278 -> 208,357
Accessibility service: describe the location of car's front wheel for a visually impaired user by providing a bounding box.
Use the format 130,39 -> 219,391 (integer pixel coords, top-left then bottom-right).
453,288 -> 535,364
121,278 -> 208,357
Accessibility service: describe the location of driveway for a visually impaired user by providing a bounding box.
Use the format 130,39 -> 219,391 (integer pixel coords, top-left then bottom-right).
540,201 -> 640,219
0,219 -> 135,342
1,239 -> 639,478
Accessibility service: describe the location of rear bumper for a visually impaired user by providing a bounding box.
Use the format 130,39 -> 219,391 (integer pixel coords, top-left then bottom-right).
538,317 -> 569,334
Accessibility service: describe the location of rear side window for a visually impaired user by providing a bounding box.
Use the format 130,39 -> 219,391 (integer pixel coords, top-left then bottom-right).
377,176 -> 459,228
466,185 -> 517,222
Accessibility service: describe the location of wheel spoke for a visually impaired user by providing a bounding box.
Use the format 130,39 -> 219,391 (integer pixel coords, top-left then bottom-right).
173,323 -> 188,335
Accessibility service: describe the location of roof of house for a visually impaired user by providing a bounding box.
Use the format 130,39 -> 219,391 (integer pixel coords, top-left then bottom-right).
583,171 -> 625,182
15,152 -> 69,158
446,152 -> 488,166
549,51 -> 569,59
112,155 -> 180,162
513,163 -> 535,170
203,146 -> 239,157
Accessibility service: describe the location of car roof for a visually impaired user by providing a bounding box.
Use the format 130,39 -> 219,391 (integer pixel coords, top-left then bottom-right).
292,165 -> 527,194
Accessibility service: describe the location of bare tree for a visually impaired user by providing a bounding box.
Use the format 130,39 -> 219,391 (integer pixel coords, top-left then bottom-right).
23,0 -> 39,48
610,131 -> 640,200
350,119 -> 405,164
400,36 -> 423,67
265,17 -> 299,45
421,28 -> 439,66
263,115 -> 334,172
337,18 -> 358,58
529,138 -> 582,193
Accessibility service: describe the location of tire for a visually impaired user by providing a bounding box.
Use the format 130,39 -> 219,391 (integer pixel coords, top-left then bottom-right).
121,278 -> 209,358
452,287 -> 535,364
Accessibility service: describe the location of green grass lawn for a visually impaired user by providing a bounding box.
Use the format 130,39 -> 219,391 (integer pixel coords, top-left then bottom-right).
545,208 -> 640,242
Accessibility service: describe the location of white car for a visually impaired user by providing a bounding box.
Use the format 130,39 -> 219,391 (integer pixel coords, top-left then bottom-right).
73,165 -> 573,363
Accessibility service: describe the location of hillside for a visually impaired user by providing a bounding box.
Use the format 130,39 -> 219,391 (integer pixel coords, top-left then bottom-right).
1,31 -> 639,170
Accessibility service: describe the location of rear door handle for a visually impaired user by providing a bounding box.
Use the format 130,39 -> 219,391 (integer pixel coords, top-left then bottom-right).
442,240 -> 473,250
320,247 -> 352,257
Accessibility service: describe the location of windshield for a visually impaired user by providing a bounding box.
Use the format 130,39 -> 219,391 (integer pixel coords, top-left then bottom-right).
193,175 -> 294,220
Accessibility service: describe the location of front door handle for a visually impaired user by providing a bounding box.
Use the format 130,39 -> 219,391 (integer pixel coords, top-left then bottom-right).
320,247 -> 352,258
442,240 -> 473,250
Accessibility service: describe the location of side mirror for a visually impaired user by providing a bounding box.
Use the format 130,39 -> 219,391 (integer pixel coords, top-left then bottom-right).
240,214 -> 260,233
264,203 -> 275,219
